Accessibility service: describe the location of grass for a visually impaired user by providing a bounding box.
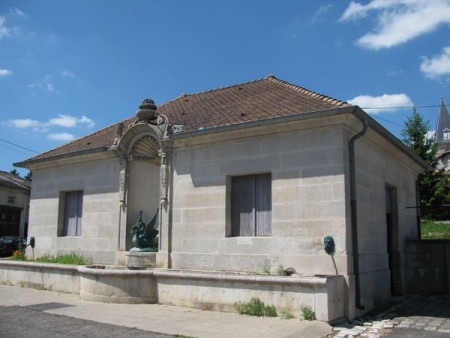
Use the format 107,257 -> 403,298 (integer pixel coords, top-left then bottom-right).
234,297 -> 278,317
421,220 -> 450,239
300,306 -> 316,321
280,310 -> 295,319
35,252 -> 92,265
8,250 -> 92,265
264,304 -> 277,317
263,259 -> 271,275
9,250 -> 26,261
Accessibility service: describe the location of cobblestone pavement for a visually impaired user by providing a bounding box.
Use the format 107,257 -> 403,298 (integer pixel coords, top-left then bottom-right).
326,294 -> 450,337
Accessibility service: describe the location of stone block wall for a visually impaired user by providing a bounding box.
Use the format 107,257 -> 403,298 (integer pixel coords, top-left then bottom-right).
352,132 -> 419,312
28,157 -> 121,264
406,239 -> 450,294
169,125 -> 348,276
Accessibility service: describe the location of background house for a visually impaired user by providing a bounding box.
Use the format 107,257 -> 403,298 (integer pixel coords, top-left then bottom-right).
0,171 -> 30,238
15,75 -> 428,318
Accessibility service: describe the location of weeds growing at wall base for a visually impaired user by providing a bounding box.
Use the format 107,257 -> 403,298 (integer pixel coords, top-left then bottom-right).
301,305 -> 316,320
280,310 -> 295,319
9,250 -> 92,265
36,252 -> 92,265
234,297 -> 278,317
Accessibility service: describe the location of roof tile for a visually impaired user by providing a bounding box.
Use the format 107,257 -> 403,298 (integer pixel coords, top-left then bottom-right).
19,76 -> 350,165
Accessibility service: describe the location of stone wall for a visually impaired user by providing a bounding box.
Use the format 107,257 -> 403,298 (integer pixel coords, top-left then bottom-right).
28,157 -> 121,264
170,125 -> 348,276
352,130 -> 419,312
0,260 -> 80,293
406,240 -> 450,294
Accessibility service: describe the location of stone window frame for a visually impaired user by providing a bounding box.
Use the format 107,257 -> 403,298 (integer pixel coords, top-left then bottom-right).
226,172 -> 272,237
58,190 -> 83,237
7,196 -> 15,205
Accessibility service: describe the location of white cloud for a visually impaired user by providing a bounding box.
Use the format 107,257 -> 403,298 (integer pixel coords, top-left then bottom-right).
420,46 -> 450,78
49,114 -> 95,128
0,68 -> 12,77
27,78 -> 61,94
4,118 -> 42,129
339,0 -> 450,50
348,93 -> 413,113
61,70 -> 76,78
311,4 -> 333,24
3,114 -> 95,136
10,8 -> 25,17
47,133 -> 75,141
78,116 -> 95,128
0,16 -> 11,38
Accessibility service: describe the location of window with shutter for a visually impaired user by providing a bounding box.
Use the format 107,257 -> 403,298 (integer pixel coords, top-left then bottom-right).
63,191 -> 83,236
231,173 -> 271,237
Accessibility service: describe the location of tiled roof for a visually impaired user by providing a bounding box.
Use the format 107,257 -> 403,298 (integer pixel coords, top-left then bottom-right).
17,75 -> 350,165
0,171 -> 31,190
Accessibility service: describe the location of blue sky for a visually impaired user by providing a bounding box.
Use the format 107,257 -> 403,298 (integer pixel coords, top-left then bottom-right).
1,0 -> 450,176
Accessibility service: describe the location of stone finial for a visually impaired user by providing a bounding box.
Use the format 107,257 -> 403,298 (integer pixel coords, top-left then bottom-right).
136,99 -> 158,122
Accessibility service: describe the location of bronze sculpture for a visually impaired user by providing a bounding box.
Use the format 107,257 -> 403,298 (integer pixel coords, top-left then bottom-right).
130,209 -> 159,252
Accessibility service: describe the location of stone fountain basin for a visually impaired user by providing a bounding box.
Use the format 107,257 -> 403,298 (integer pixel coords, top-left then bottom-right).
78,266 -> 344,322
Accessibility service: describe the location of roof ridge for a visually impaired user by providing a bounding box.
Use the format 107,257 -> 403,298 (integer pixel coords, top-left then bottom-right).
265,75 -> 349,107
166,77 -> 267,102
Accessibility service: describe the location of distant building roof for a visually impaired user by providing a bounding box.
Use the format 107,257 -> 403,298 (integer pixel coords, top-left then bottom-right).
16,75 -> 351,166
0,171 -> 30,191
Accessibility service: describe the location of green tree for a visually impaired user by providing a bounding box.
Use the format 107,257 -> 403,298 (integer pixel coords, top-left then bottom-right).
24,171 -> 32,181
401,107 -> 449,219
9,169 -> 20,177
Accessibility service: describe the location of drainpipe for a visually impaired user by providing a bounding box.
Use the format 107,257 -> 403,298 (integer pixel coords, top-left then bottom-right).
349,118 -> 369,311
415,178 -> 421,240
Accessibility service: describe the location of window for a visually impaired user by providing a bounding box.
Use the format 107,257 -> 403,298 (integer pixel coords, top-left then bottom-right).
7,196 -> 15,205
62,191 -> 83,236
231,173 -> 271,236
443,128 -> 450,140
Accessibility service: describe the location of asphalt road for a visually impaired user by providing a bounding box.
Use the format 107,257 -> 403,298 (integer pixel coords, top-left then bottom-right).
0,306 -> 173,338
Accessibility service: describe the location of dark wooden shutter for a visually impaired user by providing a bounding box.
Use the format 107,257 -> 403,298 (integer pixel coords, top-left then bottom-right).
256,173 -> 271,236
231,175 -> 255,236
64,191 -> 83,236
76,191 -> 83,236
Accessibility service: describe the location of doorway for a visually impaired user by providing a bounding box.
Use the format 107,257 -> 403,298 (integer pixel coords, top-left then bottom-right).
385,185 -> 400,295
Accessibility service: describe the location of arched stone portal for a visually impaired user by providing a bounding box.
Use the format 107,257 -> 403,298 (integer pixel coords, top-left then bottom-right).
112,99 -> 170,252
126,136 -> 161,250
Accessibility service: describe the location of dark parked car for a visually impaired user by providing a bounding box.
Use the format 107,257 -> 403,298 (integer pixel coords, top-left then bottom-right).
0,236 -> 26,257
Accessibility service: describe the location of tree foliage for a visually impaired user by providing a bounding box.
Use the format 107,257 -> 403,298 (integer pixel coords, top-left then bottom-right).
24,171 -> 32,181
9,169 -> 20,177
402,107 -> 450,219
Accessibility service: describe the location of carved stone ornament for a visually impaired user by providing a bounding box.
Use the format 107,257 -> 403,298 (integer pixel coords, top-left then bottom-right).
136,99 -> 158,122
112,122 -> 124,146
159,149 -> 168,204
119,157 -> 127,202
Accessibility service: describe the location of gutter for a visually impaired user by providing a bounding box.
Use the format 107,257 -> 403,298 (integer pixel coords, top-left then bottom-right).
349,118 -> 369,311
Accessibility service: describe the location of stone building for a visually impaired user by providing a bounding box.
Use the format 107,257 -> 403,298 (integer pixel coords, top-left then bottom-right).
0,171 -> 30,238
15,75 -> 428,318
